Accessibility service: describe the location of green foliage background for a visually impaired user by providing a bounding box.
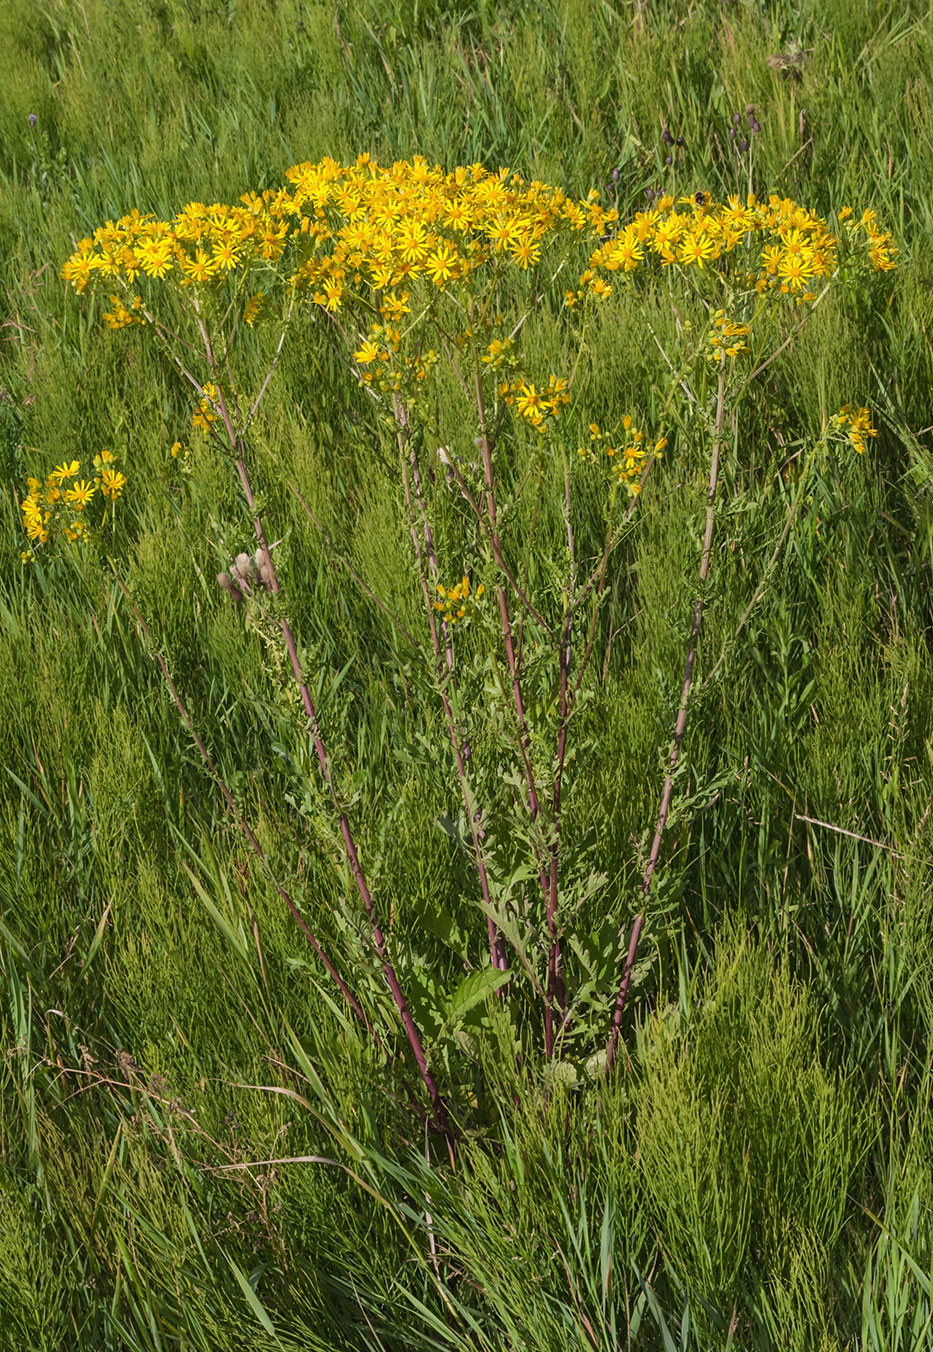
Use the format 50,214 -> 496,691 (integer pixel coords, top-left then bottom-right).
1,1 -> 932,1348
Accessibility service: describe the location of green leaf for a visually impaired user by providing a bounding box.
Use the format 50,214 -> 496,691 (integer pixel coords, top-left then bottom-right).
443,967 -> 511,1032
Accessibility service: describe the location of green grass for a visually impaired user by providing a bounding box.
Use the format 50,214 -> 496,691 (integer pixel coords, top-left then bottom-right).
1,1 -> 933,1348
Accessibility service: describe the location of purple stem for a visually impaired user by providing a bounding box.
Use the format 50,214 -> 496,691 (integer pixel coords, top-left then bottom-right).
605,371 -> 726,1072
395,403 -> 506,973
473,369 -> 555,1050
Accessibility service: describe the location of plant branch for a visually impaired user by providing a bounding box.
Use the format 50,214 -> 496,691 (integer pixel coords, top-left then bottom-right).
606,368 -> 727,1071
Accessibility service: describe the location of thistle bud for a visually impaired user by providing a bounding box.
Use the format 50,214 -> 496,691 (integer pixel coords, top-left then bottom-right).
217,571 -> 243,602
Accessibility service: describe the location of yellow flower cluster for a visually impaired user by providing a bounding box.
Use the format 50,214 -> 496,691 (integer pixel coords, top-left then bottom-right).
831,404 -> 878,455
580,419 -> 667,496
192,382 -> 220,432
284,155 -> 616,307
102,292 -> 144,330
707,310 -> 751,364
62,155 -> 617,314
354,323 -> 438,394
61,197 -> 294,294
576,192 -> 896,304
434,575 -> 485,625
243,292 -> 265,326
837,206 -> 897,271
21,452 -> 126,547
499,374 -> 570,432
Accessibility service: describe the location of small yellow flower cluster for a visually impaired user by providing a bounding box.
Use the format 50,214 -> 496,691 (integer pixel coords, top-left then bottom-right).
831,404 -> 878,454
20,452 -> 126,548
354,324 -> 438,393
577,192 -> 895,305
243,292 -> 265,326
580,419 -> 667,496
192,382 -> 220,431
707,310 -> 751,363
434,575 -> 485,625
837,207 -> 897,271
499,374 -> 570,432
102,292 -> 144,330
481,336 -> 515,370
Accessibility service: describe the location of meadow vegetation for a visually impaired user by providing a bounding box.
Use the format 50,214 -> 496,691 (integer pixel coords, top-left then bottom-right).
1,1 -> 932,1348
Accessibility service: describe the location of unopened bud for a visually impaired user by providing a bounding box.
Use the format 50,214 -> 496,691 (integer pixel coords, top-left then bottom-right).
217,572 -> 243,602
233,552 -> 253,580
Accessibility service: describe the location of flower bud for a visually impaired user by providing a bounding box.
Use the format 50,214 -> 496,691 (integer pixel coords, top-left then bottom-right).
233,552 -> 253,580
217,572 -> 243,602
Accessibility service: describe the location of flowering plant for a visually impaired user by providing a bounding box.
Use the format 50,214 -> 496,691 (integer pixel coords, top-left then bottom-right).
49,155 -> 894,1141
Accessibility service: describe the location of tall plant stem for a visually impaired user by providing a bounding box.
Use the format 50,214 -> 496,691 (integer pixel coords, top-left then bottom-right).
395,402 -> 506,973
605,370 -> 727,1072
545,462 -> 577,1037
189,315 -> 453,1145
235,445 -> 452,1146
473,366 -> 556,1051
